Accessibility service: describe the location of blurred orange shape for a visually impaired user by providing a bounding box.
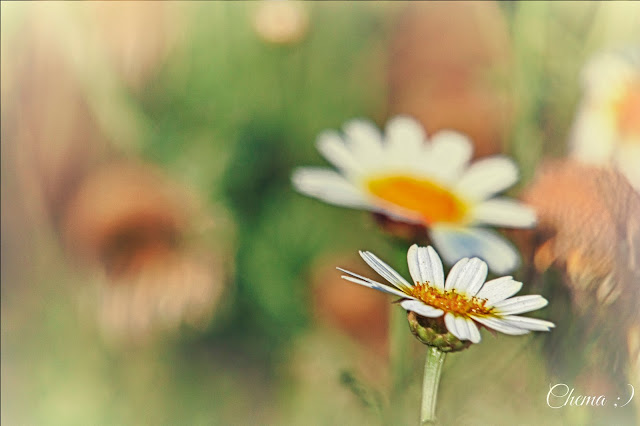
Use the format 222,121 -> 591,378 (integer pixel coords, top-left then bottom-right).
524,160 -> 640,295
311,254 -> 389,357
62,162 -> 230,341
252,1 -> 309,45
524,160 -> 640,387
388,1 -> 513,158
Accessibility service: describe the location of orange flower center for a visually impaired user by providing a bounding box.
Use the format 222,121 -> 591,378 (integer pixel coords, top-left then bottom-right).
408,282 -> 495,317
614,81 -> 640,139
366,175 -> 468,225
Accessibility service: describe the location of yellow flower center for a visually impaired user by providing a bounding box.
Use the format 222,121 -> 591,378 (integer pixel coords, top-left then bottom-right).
366,175 -> 468,225
408,282 -> 495,318
614,80 -> 640,139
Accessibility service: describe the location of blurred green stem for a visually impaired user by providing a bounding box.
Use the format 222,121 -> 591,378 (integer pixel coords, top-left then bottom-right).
390,306 -> 410,394
420,346 -> 446,426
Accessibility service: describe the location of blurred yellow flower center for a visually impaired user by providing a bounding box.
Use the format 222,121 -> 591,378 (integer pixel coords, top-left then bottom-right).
614,81 -> 640,138
366,175 -> 468,224
409,282 -> 495,317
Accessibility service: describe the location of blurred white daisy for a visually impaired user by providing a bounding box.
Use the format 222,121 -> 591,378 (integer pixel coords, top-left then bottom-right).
292,116 -> 536,273
339,244 -> 554,344
570,49 -> 640,190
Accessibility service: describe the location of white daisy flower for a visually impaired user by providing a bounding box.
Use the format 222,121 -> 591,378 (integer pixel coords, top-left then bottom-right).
292,116 -> 536,273
570,49 -> 640,190
338,244 -> 554,344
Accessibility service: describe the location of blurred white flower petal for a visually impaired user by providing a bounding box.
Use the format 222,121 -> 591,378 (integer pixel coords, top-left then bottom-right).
570,49 -> 640,190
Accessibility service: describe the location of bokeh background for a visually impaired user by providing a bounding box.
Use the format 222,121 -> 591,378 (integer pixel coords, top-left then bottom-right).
2,2 -> 639,425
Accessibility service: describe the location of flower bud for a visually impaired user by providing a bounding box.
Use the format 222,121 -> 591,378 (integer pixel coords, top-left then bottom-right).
407,311 -> 472,353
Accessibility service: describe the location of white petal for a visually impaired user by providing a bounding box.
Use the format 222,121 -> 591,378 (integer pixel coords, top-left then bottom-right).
425,131 -> 473,182
472,316 -> 531,335
455,156 -> 519,200
465,318 -> 482,343
338,268 -> 411,299
359,251 -> 412,291
291,168 -> 370,209
407,245 -> 445,290
419,246 -> 446,290
476,276 -> 522,304
444,312 -> 465,340
500,315 -> 555,331
400,300 -> 444,318
492,295 -> 549,315
472,198 -> 537,228
455,316 -> 472,340
429,226 -> 521,274
570,110 -> 615,164
385,115 -> 425,155
407,244 -> 423,285
316,131 -> 361,174
445,314 -> 480,342
343,119 -> 383,158
444,258 -> 469,291
449,257 -> 488,296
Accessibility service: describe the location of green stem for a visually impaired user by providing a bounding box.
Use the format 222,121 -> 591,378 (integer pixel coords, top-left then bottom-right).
420,346 -> 446,426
